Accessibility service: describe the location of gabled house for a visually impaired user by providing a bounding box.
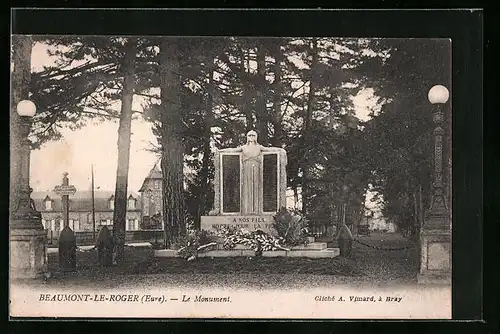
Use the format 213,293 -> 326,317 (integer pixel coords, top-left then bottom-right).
138,163 -> 163,227
31,190 -> 142,234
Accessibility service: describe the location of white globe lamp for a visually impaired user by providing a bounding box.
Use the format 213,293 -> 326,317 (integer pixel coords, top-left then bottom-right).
16,100 -> 37,117
428,85 -> 450,105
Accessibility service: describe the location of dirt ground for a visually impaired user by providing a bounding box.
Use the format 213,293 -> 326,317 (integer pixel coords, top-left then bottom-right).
13,232 -> 419,290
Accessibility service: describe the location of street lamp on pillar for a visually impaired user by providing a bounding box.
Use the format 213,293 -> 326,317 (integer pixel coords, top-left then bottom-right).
11,100 -> 43,230
10,98 -> 47,279
426,85 -> 450,229
418,84 -> 451,284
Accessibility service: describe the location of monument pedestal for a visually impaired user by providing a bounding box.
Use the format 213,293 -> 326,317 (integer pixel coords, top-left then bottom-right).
417,229 -> 451,284
201,215 -> 276,233
10,228 -> 47,279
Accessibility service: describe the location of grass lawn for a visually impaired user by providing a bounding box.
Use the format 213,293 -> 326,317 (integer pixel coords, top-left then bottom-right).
16,232 -> 419,289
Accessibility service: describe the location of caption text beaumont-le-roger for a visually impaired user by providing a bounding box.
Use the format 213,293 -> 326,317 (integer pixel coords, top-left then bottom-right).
38,293 -> 231,304
38,293 -> 403,304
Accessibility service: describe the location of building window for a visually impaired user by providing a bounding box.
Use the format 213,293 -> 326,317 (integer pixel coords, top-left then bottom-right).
127,219 -> 135,231
128,199 -> 136,210
149,201 -> 156,216
45,200 -> 52,210
109,200 -> 114,210
155,180 -> 160,189
69,219 -> 80,231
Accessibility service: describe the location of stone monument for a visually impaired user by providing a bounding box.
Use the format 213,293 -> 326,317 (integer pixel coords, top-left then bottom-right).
54,172 -> 77,271
201,131 -> 287,233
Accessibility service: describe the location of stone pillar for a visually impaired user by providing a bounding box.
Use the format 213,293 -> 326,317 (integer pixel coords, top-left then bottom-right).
10,35 -> 47,280
209,150 -> 221,215
418,87 -> 451,284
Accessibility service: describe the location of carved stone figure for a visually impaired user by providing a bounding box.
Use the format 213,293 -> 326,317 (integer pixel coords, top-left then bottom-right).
202,131 -> 287,231
218,131 -> 286,214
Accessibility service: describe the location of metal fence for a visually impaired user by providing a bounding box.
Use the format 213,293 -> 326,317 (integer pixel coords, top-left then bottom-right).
308,218 -> 336,238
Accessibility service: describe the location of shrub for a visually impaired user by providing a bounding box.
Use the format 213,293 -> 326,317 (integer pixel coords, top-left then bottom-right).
272,208 -> 310,246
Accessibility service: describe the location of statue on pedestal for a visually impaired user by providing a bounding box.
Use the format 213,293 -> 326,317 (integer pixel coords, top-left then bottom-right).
215,130 -> 287,215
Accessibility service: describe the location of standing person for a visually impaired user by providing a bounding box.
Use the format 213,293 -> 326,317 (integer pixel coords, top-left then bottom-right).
337,222 -> 354,258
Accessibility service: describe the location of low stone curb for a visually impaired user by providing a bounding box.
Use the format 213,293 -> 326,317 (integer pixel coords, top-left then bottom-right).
155,248 -> 340,258
154,249 -> 179,257
198,250 -> 246,257
262,250 -> 287,257
290,242 -> 328,250
48,242 -> 153,254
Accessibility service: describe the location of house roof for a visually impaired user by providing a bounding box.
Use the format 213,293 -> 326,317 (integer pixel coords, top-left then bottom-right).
31,190 -> 141,212
138,163 -> 163,192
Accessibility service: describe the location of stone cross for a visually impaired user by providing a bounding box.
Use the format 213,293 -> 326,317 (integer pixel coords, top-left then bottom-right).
53,172 -> 77,229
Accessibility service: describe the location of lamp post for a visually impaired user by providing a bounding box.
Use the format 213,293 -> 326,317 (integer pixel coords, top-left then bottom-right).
11,100 -> 42,229
10,99 -> 48,279
418,84 -> 451,284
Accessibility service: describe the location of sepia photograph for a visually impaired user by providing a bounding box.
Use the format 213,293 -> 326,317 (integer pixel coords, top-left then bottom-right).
10,30 -> 454,319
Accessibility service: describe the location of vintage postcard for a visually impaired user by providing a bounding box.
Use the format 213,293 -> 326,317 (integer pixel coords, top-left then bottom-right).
10,33 -> 453,319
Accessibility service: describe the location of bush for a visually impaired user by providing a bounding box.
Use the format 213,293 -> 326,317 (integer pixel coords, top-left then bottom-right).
272,208 -> 310,246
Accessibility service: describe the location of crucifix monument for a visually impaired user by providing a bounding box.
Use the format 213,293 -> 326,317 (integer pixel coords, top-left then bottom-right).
201,131 -> 287,233
54,172 -> 77,271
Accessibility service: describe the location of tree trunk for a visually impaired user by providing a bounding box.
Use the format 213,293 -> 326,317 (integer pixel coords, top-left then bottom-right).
271,42 -> 283,147
112,37 -> 137,264
293,185 -> 299,209
412,192 -> 418,239
241,48 -> 253,131
256,43 -> 268,146
159,38 -> 186,248
301,38 -> 319,216
197,56 -> 216,229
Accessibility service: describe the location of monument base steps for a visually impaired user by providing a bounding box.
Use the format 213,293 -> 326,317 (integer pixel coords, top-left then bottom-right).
417,272 -> 451,285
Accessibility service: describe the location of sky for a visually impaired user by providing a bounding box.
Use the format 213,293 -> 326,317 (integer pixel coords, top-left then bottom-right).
29,43 -> 158,192
28,41 -> 378,196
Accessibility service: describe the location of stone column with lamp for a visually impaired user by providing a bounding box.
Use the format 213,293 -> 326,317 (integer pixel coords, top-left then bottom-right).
418,85 -> 452,284
10,35 -> 48,279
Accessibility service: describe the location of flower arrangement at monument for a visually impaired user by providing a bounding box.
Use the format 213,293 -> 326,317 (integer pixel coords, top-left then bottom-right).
176,209 -> 310,260
175,220 -> 218,260
272,208 -> 310,246
216,225 -> 290,253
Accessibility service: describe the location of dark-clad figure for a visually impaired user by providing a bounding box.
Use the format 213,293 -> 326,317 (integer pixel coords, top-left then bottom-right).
96,226 -> 113,266
337,222 -> 354,258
